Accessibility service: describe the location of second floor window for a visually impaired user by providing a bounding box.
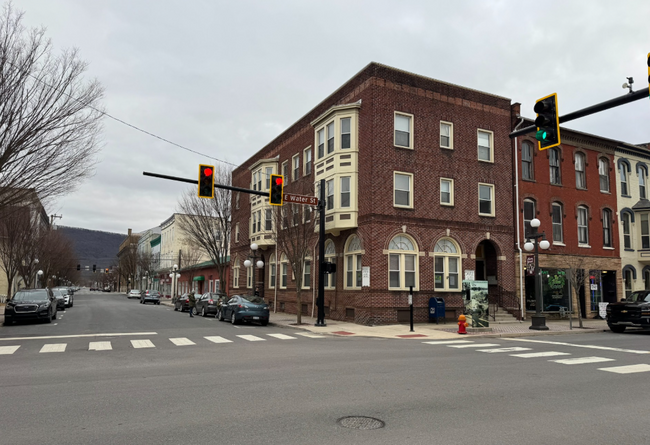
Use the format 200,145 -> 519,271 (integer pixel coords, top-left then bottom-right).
327,122 -> 335,154
599,158 -> 609,192
603,209 -> 612,248
293,155 -> 300,181
620,162 -> 629,196
642,214 -> 650,249
394,172 -> 412,208
549,148 -> 561,185
478,184 -> 494,216
552,203 -> 563,243
578,206 -> 589,245
304,148 -> 312,175
326,179 -> 334,210
317,129 -> 325,159
523,199 -> 535,236
623,212 -> 631,249
340,177 -> 350,208
478,130 -> 493,162
522,141 -> 533,180
341,118 -> 351,149
265,209 -> 272,231
639,165 -> 647,199
575,152 -> 586,189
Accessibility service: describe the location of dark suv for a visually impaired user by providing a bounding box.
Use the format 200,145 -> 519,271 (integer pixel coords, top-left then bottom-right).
4,289 -> 58,325
607,290 -> 650,333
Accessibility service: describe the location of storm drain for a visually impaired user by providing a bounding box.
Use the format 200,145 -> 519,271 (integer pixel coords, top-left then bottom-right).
337,416 -> 385,430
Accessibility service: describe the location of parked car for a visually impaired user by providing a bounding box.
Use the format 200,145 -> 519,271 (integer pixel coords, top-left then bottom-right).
607,290 -> 650,333
218,295 -> 269,326
127,289 -> 141,299
51,289 -> 68,311
102,287 -> 111,292
140,290 -> 161,305
3,288 -> 57,325
174,293 -> 191,312
195,292 -> 228,317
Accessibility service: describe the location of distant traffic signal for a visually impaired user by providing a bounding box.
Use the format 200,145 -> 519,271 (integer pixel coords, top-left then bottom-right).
105,268 -> 109,274
198,164 -> 215,198
92,264 -> 96,273
269,174 -> 284,206
534,93 -> 560,150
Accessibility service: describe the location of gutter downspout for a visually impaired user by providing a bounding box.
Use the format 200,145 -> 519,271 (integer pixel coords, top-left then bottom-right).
513,116 -> 526,320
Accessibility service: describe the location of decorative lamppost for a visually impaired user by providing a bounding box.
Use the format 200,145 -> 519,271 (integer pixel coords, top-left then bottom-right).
169,264 -> 180,300
244,243 -> 264,296
524,218 -> 551,330
37,270 -> 43,288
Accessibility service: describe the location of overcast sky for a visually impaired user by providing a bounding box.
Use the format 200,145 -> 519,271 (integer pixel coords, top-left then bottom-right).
12,0 -> 650,234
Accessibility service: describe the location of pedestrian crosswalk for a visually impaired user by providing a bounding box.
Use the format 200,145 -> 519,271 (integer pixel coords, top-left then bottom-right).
0,332 -> 327,357
423,339 -> 650,376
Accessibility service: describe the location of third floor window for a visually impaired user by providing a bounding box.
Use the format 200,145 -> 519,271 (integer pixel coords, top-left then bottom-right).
549,148 -> 561,185
522,141 -> 533,180
575,152 -> 586,189
599,158 -> 610,192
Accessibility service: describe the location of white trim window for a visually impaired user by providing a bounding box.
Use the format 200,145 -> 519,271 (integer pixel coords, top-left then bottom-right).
550,148 -> 561,185
280,254 -> 288,289
388,235 -> 418,290
265,209 -> 272,231
304,147 -> 312,175
578,206 -> 589,245
235,223 -> 240,243
269,254 -> 276,289
292,154 -> 300,181
622,212 -> 632,249
433,238 -> 461,291
638,165 -> 647,199
619,162 -> 629,196
341,117 -> 351,149
233,258 -> 239,288
246,264 -> 253,289
302,259 -> 311,289
599,158 -> 609,192
340,176 -> 351,208
440,121 -> 453,149
325,240 -> 336,289
282,161 -> 289,179
394,172 -> 413,208
523,199 -> 535,236
603,209 -> 612,248
477,130 -> 493,162
642,214 -> 650,249
522,141 -> 534,180
345,235 -> 363,289
575,152 -> 586,189
552,202 -> 563,243
317,128 -> 325,159
478,183 -> 495,216
265,167 -> 273,190
327,121 -> 335,155
326,179 -> 334,210
440,178 -> 453,206
394,112 -> 413,149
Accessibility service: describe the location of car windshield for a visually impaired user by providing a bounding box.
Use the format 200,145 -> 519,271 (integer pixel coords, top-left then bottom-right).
12,290 -> 49,302
242,296 -> 265,305
625,291 -> 650,303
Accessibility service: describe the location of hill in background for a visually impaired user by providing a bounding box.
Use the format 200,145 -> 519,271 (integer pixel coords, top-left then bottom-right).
58,226 -> 125,271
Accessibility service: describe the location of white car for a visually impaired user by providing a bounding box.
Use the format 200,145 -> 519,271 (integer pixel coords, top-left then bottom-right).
128,289 -> 141,299
64,294 -> 73,308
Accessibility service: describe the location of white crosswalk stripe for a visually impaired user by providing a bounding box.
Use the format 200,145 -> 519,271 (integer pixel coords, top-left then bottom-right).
237,335 -> 265,342
448,343 -> 500,349
551,356 -> 615,365
511,351 -> 571,358
0,345 -> 20,355
599,364 -> 650,374
423,340 -> 473,345
170,337 -> 195,346
267,334 -> 296,340
131,339 -> 155,349
477,347 -> 532,353
88,341 -> 112,351
295,333 -> 326,338
40,343 -> 66,353
204,336 -> 233,344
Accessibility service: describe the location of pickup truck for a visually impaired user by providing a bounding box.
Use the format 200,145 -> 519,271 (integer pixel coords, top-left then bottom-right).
606,290 -> 650,333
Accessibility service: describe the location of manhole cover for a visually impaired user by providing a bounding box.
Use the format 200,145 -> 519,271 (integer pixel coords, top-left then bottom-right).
337,416 -> 385,430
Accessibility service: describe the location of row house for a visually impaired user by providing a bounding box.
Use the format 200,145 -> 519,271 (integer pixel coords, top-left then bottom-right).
515,119 -> 621,319
136,226 -> 161,291
230,62 -> 518,325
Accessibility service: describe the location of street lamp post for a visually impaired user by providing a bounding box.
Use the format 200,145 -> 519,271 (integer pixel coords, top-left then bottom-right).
37,270 -> 43,289
244,243 -> 264,296
169,264 -> 180,301
524,218 -> 551,330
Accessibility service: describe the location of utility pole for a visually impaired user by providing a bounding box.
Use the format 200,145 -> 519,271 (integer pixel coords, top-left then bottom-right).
50,214 -> 62,226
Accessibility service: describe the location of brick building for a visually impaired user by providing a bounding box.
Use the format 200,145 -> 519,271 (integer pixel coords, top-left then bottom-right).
515,120 -> 621,319
230,63 -> 518,325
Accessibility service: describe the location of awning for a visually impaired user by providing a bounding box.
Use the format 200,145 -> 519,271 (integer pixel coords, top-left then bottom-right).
193,276 -> 205,281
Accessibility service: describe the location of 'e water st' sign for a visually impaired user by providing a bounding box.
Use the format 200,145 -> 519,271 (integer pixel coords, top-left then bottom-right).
284,193 -> 318,206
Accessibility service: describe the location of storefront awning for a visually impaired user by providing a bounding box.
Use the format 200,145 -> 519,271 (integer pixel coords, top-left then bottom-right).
193,276 -> 205,281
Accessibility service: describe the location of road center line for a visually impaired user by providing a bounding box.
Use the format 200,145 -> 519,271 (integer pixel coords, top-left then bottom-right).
0,332 -> 158,341
505,338 -> 650,355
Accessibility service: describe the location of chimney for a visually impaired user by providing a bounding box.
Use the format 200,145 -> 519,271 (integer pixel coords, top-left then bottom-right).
128,228 -> 132,237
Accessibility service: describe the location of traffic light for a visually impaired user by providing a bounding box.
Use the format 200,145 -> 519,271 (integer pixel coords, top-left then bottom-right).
534,93 -> 560,150
198,164 -> 215,198
77,264 -> 80,271
269,174 -> 284,206
105,268 -> 109,274
92,264 -> 96,273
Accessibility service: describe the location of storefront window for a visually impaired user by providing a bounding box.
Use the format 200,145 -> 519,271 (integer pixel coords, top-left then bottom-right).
525,268 -> 570,312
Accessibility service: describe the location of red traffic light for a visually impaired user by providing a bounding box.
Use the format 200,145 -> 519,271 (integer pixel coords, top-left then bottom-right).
275,177 -> 283,185
203,168 -> 212,177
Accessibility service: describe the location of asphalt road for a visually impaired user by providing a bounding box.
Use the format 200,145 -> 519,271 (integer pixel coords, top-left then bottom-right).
1,290 -> 650,445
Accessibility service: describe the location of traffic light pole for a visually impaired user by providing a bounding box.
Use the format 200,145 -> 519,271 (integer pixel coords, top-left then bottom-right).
142,171 -> 269,197
509,87 -> 649,139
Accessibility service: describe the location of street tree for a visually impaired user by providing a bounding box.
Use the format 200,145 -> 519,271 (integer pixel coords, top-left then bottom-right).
36,229 -> 77,289
0,207 -> 31,298
563,256 -> 588,329
272,180 -> 318,325
0,4 -> 104,214
177,164 -> 233,295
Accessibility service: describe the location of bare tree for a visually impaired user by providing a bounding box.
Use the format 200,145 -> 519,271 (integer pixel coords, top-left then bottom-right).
0,206 -> 31,298
177,164 -> 232,295
272,181 -> 318,325
563,256 -> 587,329
0,4 -> 104,213
179,242 -> 204,293
36,229 -> 75,289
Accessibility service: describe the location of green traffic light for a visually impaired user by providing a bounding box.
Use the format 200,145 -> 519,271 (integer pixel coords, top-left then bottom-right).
536,129 -> 547,141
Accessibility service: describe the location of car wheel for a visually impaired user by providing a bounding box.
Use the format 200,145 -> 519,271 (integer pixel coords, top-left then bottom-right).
202,307 -> 207,317
261,320 -> 268,326
3,319 -> 12,326
609,325 -> 626,333
231,312 -> 238,325
46,312 -> 52,323
218,309 -> 224,321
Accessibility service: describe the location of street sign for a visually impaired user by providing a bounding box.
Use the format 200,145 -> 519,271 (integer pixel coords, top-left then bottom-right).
526,255 -> 535,276
284,193 -> 318,206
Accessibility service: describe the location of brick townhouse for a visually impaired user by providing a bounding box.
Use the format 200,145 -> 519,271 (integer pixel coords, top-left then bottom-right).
230,62 -> 518,325
515,120 -> 621,319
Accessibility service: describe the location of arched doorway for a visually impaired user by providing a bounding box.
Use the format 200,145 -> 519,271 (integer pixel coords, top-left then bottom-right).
475,240 -> 497,282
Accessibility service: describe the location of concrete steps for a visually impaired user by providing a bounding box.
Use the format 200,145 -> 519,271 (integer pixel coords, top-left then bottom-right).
490,310 -> 522,324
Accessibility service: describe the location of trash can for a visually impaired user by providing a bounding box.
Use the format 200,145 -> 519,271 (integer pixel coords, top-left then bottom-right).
428,297 -> 446,324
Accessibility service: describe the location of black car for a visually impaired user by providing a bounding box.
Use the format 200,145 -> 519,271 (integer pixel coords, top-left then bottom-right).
607,290 -> 650,333
174,293 -> 191,312
3,288 -> 58,325
51,289 -> 68,311
140,290 -> 161,305
218,295 -> 269,326
195,292 -> 228,317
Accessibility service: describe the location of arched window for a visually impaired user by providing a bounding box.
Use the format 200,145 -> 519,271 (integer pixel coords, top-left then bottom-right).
302,257 -> 312,290
599,158 -> 610,192
345,235 -> 363,289
575,152 -> 586,189
232,257 -> 240,288
638,164 -> 647,199
602,209 -> 612,248
388,234 -> 418,290
549,148 -> 561,185
623,266 -> 635,299
619,161 -> 630,196
577,206 -> 589,245
280,254 -> 288,289
523,199 -> 536,236
642,214 -> 650,249
433,238 -> 461,292
552,202 -> 563,243
621,210 -> 633,249
324,240 -> 336,289
522,141 -> 534,180
644,268 -> 650,290
268,254 -> 276,289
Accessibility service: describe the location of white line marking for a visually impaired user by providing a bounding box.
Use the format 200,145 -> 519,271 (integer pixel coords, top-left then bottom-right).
423,340 -> 473,345
506,338 -> 650,355
131,339 -> 155,349
599,364 -> 650,374
88,341 -> 112,351
551,356 -> 615,365
0,345 -> 20,355
0,332 -> 158,341
39,343 -> 67,353
267,334 -> 297,340
448,343 -> 501,349
295,333 -> 326,338
477,347 -> 532,353
204,336 -> 233,344
511,351 -> 571,358
170,337 -> 195,346
237,335 -> 266,342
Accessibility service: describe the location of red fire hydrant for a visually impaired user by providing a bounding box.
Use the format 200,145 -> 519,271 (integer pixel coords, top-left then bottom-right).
458,314 -> 468,335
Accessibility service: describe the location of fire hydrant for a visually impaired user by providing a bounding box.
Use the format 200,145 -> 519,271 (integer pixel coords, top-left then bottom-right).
458,314 -> 468,335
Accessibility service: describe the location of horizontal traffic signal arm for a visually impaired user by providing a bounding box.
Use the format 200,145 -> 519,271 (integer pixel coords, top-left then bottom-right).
510,87 -> 650,139
143,171 -> 271,197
